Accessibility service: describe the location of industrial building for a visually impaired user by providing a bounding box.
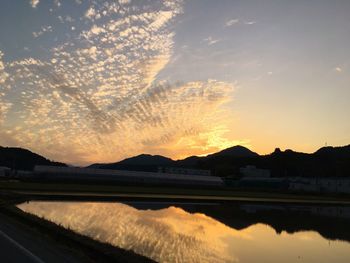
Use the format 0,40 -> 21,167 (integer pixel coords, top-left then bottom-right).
32,165 -> 223,186
289,177 -> 350,194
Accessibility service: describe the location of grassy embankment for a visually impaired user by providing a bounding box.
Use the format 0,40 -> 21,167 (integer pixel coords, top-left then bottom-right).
0,196 -> 154,263
1,179 -> 350,204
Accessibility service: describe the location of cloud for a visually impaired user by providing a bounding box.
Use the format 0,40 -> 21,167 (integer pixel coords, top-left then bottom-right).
225,19 -> 239,27
85,6 -> 96,20
29,0 -> 40,8
0,50 -> 8,84
0,0 -> 236,164
203,36 -> 221,46
244,20 -> 256,25
54,0 -> 61,8
335,67 -> 342,72
32,25 -> 53,38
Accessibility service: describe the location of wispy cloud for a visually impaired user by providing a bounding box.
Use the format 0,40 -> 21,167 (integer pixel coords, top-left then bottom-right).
203,36 -> 221,46
335,67 -> 342,72
225,19 -> 239,27
32,25 -> 52,38
244,20 -> 256,25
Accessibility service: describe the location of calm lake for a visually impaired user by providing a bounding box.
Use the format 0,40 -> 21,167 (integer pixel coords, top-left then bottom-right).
17,201 -> 350,263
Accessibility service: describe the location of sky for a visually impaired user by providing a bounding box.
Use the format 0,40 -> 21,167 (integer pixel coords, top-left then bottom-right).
0,0 -> 349,165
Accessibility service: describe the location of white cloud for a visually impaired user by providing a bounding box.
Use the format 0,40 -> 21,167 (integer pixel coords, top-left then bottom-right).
244,20 -> 256,25
29,0 -> 39,8
85,6 -> 96,20
119,0 -> 131,5
54,0 -> 61,8
0,50 -> 8,84
32,25 -> 53,38
225,19 -> 239,27
89,25 -> 105,36
203,36 -> 221,46
335,67 -> 342,72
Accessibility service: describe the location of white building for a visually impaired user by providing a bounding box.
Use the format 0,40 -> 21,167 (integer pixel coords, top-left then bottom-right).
289,177 -> 350,194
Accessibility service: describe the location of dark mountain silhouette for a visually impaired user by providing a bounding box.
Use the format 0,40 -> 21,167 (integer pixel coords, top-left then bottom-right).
117,154 -> 173,166
256,146 -> 350,177
0,146 -> 66,171
2,144 -> 350,177
90,145 -> 350,177
164,146 -> 258,169
88,146 -> 258,173
207,145 -> 259,158
315,145 -> 350,157
88,154 -> 174,172
173,146 -> 260,176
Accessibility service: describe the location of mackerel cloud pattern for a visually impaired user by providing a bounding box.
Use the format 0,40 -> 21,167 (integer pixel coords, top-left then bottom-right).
0,0 -> 234,164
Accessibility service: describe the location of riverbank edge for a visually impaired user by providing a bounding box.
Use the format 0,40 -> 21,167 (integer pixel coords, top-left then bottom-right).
0,201 -> 154,263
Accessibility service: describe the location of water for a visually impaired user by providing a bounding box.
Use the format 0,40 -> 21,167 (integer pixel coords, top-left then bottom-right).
17,201 -> 350,263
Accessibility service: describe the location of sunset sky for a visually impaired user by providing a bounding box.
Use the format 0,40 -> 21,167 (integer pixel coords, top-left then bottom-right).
0,0 -> 349,165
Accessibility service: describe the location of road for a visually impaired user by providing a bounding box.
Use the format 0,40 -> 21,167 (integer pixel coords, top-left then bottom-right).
0,212 -> 85,263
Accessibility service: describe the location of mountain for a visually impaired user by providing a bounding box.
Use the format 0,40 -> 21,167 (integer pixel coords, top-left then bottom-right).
314,145 -> 350,158
207,145 -> 259,158
117,154 -> 174,166
88,154 -> 174,172
258,146 -> 350,177
2,144 -> 350,177
89,146 -> 258,172
90,145 -> 350,177
173,146 -> 259,176
0,146 -> 67,171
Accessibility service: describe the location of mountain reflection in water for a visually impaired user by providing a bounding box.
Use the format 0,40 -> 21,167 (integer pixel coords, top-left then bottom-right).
17,202 -> 350,263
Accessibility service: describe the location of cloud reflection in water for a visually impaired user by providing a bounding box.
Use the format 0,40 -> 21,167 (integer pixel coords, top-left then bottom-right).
18,202 -> 240,263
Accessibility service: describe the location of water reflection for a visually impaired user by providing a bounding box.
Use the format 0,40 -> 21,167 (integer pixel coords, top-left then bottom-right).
17,202 -> 350,263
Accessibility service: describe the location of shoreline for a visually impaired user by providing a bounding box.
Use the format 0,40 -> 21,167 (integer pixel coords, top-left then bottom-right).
0,202 -> 154,263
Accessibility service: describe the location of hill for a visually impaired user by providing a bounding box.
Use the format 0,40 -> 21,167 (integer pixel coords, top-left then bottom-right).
2,144 -> 350,177
257,146 -> 350,177
88,154 -> 174,172
88,146 -> 259,173
90,145 -> 350,177
207,145 -> 259,158
0,146 -> 67,171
